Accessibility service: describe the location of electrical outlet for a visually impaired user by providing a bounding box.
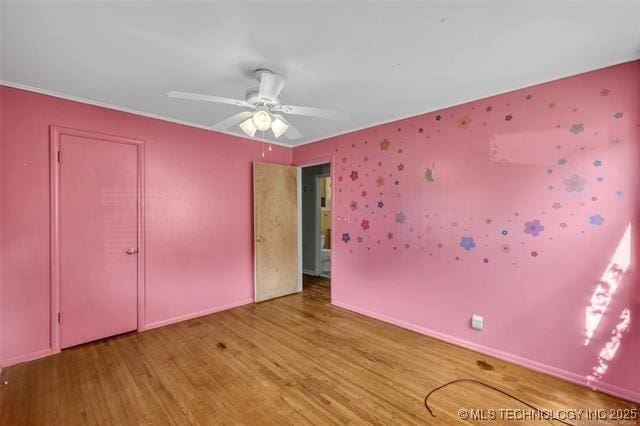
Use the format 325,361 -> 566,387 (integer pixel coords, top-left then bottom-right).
471,314 -> 484,330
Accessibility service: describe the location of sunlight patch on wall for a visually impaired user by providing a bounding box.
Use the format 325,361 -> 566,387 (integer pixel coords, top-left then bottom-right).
584,223 -> 631,346
587,308 -> 631,383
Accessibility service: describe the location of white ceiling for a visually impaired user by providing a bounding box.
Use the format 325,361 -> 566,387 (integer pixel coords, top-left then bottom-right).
1,1 -> 639,146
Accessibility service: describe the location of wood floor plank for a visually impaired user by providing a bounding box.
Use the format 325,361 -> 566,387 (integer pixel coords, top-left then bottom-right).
0,277 -> 636,425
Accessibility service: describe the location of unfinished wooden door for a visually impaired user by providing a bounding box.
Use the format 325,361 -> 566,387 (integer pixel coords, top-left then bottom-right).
253,162 -> 298,302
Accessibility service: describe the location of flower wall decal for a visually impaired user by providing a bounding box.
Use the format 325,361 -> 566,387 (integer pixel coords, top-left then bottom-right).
457,115 -> 472,129
564,174 -> 587,192
589,214 -> 604,226
570,123 -> 584,134
341,233 -> 350,243
425,167 -> 435,182
460,236 -> 477,251
524,220 -> 545,237
395,212 -> 407,224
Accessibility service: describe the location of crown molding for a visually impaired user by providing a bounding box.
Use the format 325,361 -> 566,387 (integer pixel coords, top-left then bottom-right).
0,80 -> 293,148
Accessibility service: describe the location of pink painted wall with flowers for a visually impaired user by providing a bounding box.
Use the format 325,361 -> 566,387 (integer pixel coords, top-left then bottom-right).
294,60 -> 640,402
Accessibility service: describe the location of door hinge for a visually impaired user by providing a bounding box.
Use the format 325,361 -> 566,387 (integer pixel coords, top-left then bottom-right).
58,312 -> 61,323
57,151 -> 62,163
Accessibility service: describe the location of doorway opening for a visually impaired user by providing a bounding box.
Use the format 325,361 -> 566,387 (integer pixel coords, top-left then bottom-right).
299,162 -> 331,301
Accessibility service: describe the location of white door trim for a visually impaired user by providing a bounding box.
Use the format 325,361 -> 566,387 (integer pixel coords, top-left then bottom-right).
296,167 -> 302,292
314,173 -> 330,277
296,160 -> 332,288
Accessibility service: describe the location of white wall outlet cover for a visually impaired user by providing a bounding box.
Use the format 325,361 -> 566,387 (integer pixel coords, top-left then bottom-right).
471,314 -> 484,330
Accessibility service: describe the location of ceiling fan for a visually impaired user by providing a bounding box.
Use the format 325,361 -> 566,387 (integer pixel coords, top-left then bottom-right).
167,69 -> 348,141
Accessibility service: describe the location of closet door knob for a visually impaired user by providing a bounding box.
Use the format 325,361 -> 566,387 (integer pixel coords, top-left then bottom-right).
126,248 -> 138,255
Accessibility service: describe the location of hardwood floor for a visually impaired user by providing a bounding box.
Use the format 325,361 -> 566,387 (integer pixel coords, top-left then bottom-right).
0,279 -> 636,425
303,274 -> 330,289
303,274 -> 330,303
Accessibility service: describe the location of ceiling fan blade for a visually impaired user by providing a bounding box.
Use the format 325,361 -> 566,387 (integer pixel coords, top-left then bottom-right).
258,72 -> 286,101
212,111 -> 254,130
284,124 -> 302,141
167,90 -> 253,108
273,114 -> 302,140
274,104 -> 348,121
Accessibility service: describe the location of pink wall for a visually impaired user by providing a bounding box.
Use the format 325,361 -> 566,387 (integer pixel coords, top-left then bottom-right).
294,60 -> 640,402
0,86 -> 291,366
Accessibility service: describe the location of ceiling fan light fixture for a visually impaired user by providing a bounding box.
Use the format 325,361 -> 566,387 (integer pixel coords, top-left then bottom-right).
271,117 -> 289,138
252,109 -> 273,132
239,117 -> 257,137
169,70 -> 349,142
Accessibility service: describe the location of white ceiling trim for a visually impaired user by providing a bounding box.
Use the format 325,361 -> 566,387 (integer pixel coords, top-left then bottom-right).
0,79 -> 292,148
292,56 -> 640,147
2,56 -> 638,149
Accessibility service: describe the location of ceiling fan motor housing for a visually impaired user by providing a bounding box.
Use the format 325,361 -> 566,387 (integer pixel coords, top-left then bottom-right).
245,87 -> 280,107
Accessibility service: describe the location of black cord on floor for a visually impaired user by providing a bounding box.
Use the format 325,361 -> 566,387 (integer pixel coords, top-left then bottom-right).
424,379 -> 574,426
